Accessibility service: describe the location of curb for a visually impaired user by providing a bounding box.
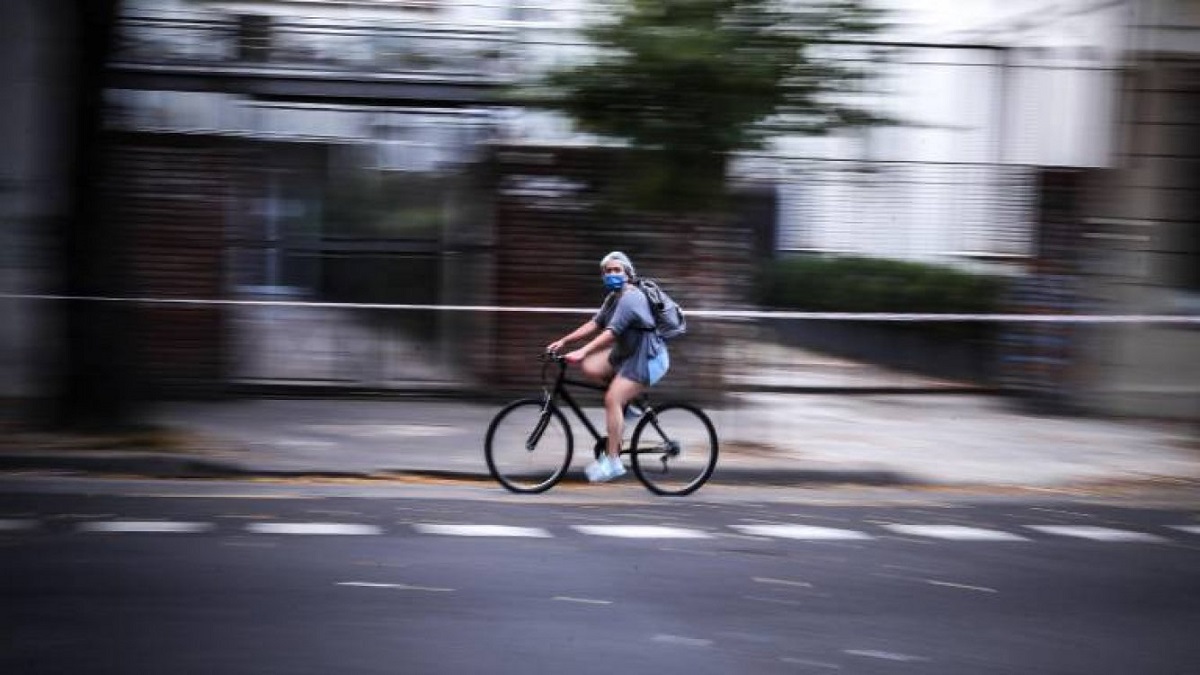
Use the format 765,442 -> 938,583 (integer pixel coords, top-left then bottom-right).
0,453 -> 249,479
0,453 -> 920,487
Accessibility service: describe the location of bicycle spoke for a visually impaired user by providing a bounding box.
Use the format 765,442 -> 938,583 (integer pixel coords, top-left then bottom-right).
630,404 -> 718,496
485,399 -> 573,493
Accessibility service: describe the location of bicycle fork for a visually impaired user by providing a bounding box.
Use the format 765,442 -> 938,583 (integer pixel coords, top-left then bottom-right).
525,394 -> 554,451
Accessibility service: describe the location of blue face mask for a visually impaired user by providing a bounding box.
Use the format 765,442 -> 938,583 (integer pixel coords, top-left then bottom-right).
603,273 -> 625,292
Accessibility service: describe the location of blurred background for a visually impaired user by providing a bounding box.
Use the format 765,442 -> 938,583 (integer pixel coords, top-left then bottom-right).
1,0 -> 1197,430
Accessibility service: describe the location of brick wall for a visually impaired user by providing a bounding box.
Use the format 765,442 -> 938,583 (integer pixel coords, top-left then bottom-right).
104,133 -> 244,396
485,144 -> 754,402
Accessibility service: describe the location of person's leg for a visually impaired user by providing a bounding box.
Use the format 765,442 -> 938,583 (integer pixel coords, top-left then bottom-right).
604,375 -> 645,460
580,348 -> 614,386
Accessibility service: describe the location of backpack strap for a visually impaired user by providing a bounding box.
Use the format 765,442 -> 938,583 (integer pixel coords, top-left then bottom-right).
630,282 -> 659,333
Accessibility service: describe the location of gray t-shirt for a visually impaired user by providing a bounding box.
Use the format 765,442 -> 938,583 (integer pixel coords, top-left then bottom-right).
593,285 -> 667,384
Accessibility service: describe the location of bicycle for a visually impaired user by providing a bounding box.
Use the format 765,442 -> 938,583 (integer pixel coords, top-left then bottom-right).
484,352 -> 719,496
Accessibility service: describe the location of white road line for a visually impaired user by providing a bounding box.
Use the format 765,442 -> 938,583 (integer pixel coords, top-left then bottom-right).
1025,526 -> 1166,542
246,523 -> 381,536
844,650 -> 930,663
752,577 -> 813,588
78,521 -> 213,534
883,525 -> 1029,541
926,580 -> 998,593
572,525 -> 713,539
413,524 -> 552,538
337,582 -> 454,592
732,524 -> 872,540
651,635 -> 712,648
553,596 -> 612,605
1171,525 -> 1200,536
0,520 -> 37,532
745,595 -> 808,607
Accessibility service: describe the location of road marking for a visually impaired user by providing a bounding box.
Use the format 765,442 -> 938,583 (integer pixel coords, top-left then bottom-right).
745,595 -> 809,606
553,596 -> 612,605
413,524 -> 552,538
1171,525 -> 1200,536
1025,526 -> 1166,542
926,580 -> 998,593
247,523 -> 381,535
651,635 -> 712,647
844,650 -> 930,662
0,520 -> 37,532
753,577 -> 813,588
573,525 -> 712,539
77,521 -> 213,533
883,525 -> 1029,541
732,524 -> 872,540
337,581 -> 454,592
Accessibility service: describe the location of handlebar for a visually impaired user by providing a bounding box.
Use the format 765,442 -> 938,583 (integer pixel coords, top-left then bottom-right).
539,350 -> 567,387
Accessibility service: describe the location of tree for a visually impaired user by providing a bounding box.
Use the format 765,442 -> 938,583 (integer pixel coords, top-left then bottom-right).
529,0 -> 892,211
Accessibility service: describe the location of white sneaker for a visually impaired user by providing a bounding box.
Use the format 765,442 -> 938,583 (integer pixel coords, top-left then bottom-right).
602,455 -> 626,480
585,458 -> 607,482
586,455 -> 626,483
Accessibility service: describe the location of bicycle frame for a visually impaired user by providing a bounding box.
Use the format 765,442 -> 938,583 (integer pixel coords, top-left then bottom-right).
535,356 -> 669,458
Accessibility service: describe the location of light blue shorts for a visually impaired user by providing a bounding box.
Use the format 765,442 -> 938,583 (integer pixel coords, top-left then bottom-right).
647,349 -> 670,386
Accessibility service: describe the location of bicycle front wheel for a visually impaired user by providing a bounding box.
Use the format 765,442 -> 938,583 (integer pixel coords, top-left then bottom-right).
629,403 -> 718,496
485,398 -> 573,493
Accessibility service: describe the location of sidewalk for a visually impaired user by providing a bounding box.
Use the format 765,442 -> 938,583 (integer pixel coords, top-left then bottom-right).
1,343 -> 1198,492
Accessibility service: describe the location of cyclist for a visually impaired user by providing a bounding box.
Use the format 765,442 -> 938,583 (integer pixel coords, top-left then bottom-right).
546,251 -> 670,482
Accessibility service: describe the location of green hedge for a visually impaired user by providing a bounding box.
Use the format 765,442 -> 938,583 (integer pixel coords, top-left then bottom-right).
754,255 -> 1006,316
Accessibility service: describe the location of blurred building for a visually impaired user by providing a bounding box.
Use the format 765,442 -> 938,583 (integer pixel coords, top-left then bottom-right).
1,1 -> 75,406
101,0 -> 522,394
1076,0 -> 1200,419
2,0 -> 1196,418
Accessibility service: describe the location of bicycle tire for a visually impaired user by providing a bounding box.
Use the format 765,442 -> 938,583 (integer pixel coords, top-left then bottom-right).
629,403 -> 718,496
485,398 -> 574,493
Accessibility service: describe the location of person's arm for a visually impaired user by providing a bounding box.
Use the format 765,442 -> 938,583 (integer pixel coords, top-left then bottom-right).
547,320 -> 599,354
564,328 -> 616,364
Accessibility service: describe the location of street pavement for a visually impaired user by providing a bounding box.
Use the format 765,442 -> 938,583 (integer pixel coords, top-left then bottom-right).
1,342 -> 1197,494
3,490 -> 1200,674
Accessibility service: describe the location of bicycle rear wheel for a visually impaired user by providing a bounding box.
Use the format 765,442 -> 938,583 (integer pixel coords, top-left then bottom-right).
629,403 -> 718,496
485,398 -> 573,493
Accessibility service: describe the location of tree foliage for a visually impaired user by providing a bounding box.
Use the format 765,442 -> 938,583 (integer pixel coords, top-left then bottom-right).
530,0 -> 893,210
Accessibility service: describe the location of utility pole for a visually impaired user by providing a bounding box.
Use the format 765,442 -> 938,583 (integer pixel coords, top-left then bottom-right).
53,0 -> 137,430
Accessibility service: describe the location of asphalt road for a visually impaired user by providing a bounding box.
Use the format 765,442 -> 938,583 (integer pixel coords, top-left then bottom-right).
2,479 -> 1199,674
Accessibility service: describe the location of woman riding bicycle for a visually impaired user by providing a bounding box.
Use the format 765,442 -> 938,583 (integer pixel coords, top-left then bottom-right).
546,251 -> 670,482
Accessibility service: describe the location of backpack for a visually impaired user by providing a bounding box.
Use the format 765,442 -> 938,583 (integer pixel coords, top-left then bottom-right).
635,278 -> 687,341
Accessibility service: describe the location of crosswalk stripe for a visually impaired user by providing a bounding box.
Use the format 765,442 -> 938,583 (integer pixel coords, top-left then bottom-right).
7,518 -> 1198,543
732,524 -> 872,540
413,524 -> 552,538
572,525 -> 713,539
246,523 -> 381,535
1025,526 -> 1166,542
78,521 -> 212,534
883,525 -> 1029,541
